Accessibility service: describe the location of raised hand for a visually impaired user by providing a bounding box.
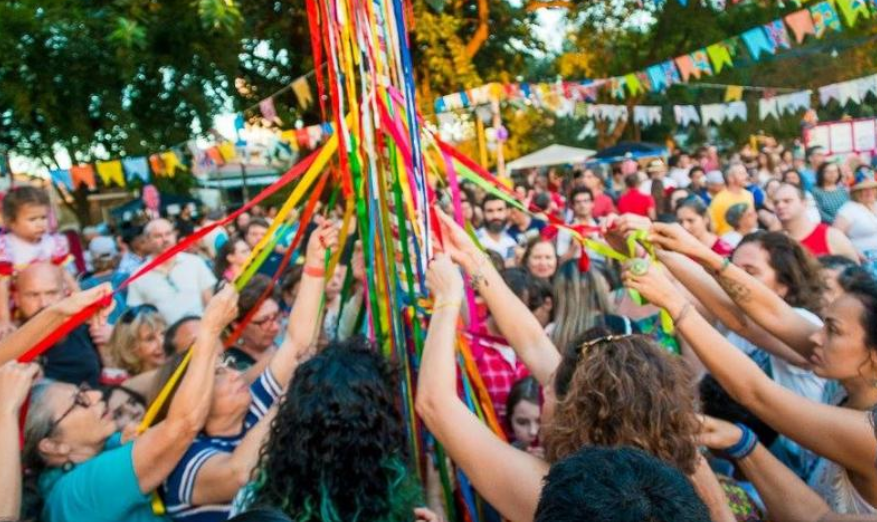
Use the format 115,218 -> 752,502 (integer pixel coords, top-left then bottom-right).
435,207 -> 482,272
53,283 -> 115,323
414,507 -> 443,522
426,254 -> 464,305
696,415 -> 744,451
621,259 -> 682,312
649,222 -> 713,262
0,361 -> 40,416
201,283 -> 239,334
305,221 -> 340,268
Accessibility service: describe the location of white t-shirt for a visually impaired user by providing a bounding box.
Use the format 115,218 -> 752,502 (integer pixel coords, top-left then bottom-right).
669,167 -> 691,188
720,231 -> 743,249
836,201 -> 877,254
726,308 -> 826,404
476,228 -> 517,260
126,252 -> 218,324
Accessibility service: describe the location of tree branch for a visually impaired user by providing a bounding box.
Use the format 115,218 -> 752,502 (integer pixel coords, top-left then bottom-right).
464,0 -> 489,59
525,0 -> 572,11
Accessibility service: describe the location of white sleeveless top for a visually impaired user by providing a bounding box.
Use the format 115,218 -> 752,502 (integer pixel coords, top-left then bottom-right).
809,457 -> 877,514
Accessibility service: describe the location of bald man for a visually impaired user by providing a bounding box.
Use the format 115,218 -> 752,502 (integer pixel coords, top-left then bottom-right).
126,218 -> 217,324
14,263 -> 103,387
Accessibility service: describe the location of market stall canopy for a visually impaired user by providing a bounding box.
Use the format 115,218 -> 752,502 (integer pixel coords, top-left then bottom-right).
506,144 -> 596,171
590,142 -> 666,163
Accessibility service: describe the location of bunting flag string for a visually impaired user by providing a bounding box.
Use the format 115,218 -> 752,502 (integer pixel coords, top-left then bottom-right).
433,3 -> 877,109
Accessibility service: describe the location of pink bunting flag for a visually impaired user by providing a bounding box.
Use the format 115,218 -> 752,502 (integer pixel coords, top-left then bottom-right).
785,10 -> 816,43
260,98 -> 279,123
675,55 -> 697,82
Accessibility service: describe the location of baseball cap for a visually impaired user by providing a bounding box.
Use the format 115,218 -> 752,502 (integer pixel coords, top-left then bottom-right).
89,236 -> 118,259
706,171 -> 725,185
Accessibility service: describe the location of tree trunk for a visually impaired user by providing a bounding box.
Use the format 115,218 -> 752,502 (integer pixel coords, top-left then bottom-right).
464,0 -> 489,59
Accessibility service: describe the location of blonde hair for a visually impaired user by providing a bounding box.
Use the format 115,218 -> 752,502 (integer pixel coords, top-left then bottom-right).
550,260 -> 614,351
107,308 -> 166,375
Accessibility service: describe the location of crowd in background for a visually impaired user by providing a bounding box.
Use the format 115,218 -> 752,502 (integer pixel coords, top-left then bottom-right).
3,137 -> 877,521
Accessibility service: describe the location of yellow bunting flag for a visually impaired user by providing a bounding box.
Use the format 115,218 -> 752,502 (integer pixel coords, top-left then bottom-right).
161,151 -> 182,177
292,77 -> 313,109
218,141 -> 236,162
624,73 -> 643,96
724,85 -> 744,102
96,160 -> 125,188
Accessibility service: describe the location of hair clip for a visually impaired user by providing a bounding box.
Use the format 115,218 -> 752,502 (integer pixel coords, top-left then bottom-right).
580,334 -> 628,353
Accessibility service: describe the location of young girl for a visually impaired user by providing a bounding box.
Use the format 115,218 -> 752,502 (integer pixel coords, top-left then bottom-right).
0,187 -> 78,335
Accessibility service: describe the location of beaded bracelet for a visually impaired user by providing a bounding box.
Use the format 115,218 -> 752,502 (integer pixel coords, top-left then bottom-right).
722,423 -> 758,460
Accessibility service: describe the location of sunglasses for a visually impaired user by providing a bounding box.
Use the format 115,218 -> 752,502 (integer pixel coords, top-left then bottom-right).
49,382 -> 94,434
120,304 -> 159,324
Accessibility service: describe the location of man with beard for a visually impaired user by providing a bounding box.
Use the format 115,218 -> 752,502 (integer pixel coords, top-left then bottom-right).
476,194 -> 518,264
127,218 -> 217,324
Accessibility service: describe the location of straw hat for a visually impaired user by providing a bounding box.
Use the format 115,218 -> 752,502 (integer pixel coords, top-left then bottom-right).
645,159 -> 666,175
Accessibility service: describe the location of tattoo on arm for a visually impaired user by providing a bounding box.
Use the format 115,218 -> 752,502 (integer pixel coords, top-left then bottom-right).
717,274 -> 752,304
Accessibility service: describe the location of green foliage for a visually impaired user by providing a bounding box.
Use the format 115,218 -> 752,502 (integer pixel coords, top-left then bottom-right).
0,0 -> 241,163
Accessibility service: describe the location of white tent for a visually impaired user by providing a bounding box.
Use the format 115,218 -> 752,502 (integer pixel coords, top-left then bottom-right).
506,144 -> 595,171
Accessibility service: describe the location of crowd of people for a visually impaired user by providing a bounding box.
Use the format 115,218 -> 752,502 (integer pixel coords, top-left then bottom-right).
3,138 -> 877,521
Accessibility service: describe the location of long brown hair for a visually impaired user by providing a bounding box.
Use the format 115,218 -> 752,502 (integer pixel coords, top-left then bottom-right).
543,328 -> 700,474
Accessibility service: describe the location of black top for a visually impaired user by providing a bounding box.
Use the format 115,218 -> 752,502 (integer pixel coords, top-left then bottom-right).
42,324 -> 102,388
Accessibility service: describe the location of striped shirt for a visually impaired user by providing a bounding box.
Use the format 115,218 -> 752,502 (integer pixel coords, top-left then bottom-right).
162,370 -> 283,522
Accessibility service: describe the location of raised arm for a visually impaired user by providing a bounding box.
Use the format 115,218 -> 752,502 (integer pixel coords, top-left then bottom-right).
132,285 -> 238,493
0,283 -> 114,365
437,210 -> 560,386
189,407 -> 277,505
650,222 -> 819,357
625,265 -> 877,478
270,220 -> 339,386
699,415 -> 831,522
658,249 -> 811,367
827,227 -> 860,263
0,362 -> 40,521
416,255 -> 548,522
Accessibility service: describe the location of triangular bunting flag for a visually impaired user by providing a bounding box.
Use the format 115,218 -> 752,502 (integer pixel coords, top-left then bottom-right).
763,19 -> 792,49
661,61 -> 682,87
122,157 -> 150,183
291,77 -> 313,109
835,0 -> 870,26
610,77 -> 626,99
838,81 -> 862,106
161,151 -> 182,177
741,28 -> 776,60
785,10 -> 817,43
690,50 -> 713,78
218,141 -> 237,162
700,103 -> 727,126
675,55 -> 697,82
149,154 -> 166,176
810,1 -> 843,37
725,85 -> 744,102
96,160 -> 125,187
856,75 -> 877,100
70,164 -> 97,190
759,97 -> 780,120
49,169 -> 73,190
819,84 -> 841,105
647,65 -> 668,92
706,41 -> 735,74
726,101 -> 748,122
635,72 -> 652,94
674,105 -> 700,126
259,98 -> 279,124
633,106 -> 662,127
624,73 -> 643,96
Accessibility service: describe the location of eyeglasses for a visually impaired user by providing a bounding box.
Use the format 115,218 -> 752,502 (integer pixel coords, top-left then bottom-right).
250,312 -> 280,327
120,304 -> 159,324
49,383 -> 94,434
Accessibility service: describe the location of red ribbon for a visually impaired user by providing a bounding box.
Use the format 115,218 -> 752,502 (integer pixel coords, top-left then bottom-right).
19,148 -> 323,363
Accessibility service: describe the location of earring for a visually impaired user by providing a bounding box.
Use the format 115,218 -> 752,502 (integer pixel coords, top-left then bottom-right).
61,461 -> 74,472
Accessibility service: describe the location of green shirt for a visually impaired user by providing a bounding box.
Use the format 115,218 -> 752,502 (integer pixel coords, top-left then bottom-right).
39,433 -> 170,522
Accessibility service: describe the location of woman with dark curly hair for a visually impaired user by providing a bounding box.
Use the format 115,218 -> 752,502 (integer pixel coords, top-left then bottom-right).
231,338 -> 437,522
415,211 -> 733,522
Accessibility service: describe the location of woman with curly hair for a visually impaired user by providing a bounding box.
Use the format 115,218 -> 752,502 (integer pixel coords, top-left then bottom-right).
415,210 -> 733,522
106,304 -> 168,377
232,338 -> 436,522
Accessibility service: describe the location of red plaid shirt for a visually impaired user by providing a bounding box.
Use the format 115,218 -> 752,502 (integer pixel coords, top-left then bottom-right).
466,331 -> 530,430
